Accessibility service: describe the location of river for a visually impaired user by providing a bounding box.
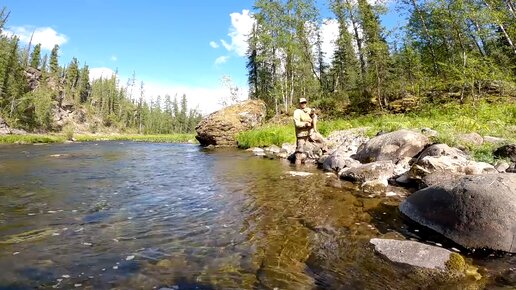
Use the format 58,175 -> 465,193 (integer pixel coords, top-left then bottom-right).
0,142 -> 513,289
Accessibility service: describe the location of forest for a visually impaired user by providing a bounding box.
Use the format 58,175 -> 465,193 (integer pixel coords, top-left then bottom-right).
246,0 -> 516,116
1,0 -> 515,134
0,7 -> 202,134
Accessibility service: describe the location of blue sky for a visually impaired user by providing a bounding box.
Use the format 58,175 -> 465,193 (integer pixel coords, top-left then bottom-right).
2,1 -> 398,114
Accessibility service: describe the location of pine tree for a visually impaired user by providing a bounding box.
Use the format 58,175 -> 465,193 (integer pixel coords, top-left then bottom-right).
49,44 -> 60,76
29,43 -> 41,69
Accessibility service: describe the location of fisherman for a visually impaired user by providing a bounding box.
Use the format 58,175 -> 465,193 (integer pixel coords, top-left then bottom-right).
293,98 -> 325,164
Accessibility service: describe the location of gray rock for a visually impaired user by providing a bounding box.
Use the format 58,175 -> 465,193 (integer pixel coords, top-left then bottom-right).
370,238 -> 452,270
483,135 -> 507,144
264,145 -> 281,159
421,128 -> 438,137
322,143 -> 362,172
400,174 -> 516,253
339,160 -> 395,186
325,129 -> 369,153
457,132 -> 483,146
495,160 -> 510,173
417,144 -> 469,160
354,129 -> 430,163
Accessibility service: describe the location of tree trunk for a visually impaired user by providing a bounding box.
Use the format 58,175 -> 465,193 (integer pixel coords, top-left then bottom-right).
483,0 -> 516,55
410,0 -> 440,75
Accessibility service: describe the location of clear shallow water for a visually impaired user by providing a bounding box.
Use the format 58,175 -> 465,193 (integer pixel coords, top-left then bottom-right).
0,142 -> 513,289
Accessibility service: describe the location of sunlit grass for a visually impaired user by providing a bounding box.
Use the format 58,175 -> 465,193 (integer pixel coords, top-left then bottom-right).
0,133 -> 198,144
237,100 -> 516,163
75,134 -> 198,143
0,134 -> 65,144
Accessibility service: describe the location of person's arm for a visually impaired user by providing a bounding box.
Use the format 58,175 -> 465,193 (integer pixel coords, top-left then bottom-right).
294,110 -> 311,128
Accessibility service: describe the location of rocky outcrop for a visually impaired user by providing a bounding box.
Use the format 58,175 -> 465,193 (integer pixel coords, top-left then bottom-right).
195,100 -> 266,147
400,174 -> 516,253
25,67 -> 42,90
353,129 -> 430,163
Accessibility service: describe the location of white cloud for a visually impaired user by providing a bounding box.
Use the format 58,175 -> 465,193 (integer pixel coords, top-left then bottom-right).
138,81 -> 249,115
110,55 -> 118,61
320,19 -> 340,64
2,26 -> 68,50
209,41 -> 219,48
89,67 -> 116,81
215,56 -> 229,65
222,9 -> 255,57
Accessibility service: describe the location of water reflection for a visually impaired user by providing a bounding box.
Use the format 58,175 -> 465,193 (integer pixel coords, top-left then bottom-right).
0,142 -> 512,289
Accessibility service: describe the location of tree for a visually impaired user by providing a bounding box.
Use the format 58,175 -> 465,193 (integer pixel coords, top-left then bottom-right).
49,44 -> 59,76
29,43 -> 41,69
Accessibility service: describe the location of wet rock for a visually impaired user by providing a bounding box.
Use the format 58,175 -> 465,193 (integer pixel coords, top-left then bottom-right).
339,160 -> 395,189
264,145 -> 281,159
400,174 -> 516,253
353,129 -> 430,163
370,238 -> 453,270
322,151 -> 361,173
507,163 -> 516,173
195,100 -> 266,147
249,147 -> 265,157
494,144 -> 516,162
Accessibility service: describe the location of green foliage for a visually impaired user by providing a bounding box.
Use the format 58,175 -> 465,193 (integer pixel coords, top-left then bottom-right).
236,125 -> 295,148
75,133 -> 197,143
0,134 -> 65,144
63,123 -> 74,140
238,100 -> 516,163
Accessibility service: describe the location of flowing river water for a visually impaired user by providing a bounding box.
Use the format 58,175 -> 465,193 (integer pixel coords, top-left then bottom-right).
0,142 -> 513,289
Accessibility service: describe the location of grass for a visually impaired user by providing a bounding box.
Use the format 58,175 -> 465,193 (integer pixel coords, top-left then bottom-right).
0,133 -> 198,144
0,134 -> 66,144
75,133 -> 197,143
237,100 -> 516,163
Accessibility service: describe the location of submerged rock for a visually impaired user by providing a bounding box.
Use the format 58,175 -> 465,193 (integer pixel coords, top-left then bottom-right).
400,173 -> 516,253
370,238 -> 453,270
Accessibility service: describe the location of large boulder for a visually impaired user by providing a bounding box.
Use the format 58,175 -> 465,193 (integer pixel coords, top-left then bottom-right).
195,100 -> 266,147
409,144 -> 496,184
400,174 -> 516,253
353,129 -> 430,163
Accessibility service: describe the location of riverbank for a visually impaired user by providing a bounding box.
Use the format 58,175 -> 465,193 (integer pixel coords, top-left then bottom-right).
0,133 -> 197,144
237,100 -> 516,163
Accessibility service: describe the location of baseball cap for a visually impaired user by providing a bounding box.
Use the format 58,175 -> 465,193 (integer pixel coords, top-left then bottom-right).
299,98 -> 307,103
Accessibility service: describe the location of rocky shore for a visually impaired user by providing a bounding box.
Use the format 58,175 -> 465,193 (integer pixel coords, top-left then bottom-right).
195,100 -> 516,282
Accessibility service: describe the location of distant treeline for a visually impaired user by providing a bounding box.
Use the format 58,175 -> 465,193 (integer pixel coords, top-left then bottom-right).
0,7 -> 202,134
247,0 -> 516,116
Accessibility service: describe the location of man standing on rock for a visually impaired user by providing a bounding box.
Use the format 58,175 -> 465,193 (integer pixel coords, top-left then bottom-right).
293,98 -> 325,164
